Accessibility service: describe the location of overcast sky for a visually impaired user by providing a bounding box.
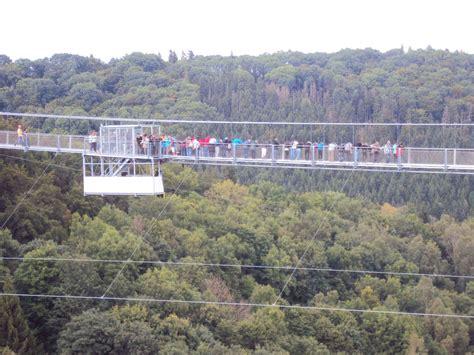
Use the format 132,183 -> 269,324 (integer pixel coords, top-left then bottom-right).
3,0 -> 473,62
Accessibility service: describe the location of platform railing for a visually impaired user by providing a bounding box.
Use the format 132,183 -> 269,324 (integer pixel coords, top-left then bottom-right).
2,131 -> 474,170
165,143 -> 474,170
0,130 -> 87,152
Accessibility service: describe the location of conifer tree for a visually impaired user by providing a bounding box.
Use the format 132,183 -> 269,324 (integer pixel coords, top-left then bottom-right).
0,276 -> 37,354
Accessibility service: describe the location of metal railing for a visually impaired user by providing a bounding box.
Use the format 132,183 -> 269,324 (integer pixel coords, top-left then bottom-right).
163,143 -> 474,171
2,131 -> 474,172
0,131 -> 87,152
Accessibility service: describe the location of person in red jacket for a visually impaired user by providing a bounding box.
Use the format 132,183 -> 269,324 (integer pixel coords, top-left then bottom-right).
396,143 -> 404,164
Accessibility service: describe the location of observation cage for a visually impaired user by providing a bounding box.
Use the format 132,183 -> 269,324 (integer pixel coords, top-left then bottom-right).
82,124 -> 164,196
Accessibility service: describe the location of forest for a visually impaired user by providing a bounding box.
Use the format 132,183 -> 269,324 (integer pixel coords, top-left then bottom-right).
1,48 -> 474,217
0,48 -> 473,354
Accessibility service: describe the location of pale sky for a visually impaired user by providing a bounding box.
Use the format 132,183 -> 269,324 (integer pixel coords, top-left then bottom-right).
2,0 -> 473,62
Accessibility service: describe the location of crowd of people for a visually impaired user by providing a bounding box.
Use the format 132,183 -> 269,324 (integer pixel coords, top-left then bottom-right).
126,132 -> 406,164
11,126 -> 405,164
11,126 -> 407,164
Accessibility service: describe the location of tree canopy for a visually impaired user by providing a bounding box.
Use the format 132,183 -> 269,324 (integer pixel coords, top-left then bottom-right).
1,48 -> 474,353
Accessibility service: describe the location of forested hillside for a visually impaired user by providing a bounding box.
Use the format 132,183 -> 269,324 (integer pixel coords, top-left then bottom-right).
0,157 -> 473,354
1,49 -> 474,217
0,49 -> 474,354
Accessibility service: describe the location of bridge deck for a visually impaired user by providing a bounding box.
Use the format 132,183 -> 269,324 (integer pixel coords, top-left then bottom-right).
1,131 -> 474,174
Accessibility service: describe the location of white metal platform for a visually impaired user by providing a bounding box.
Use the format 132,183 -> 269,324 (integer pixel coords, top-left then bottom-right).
83,176 -> 164,196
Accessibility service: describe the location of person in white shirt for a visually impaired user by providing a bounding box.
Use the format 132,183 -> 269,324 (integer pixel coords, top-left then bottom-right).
209,137 -> 217,157
328,142 -> 336,161
88,131 -> 97,152
344,142 -> 352,161
290,140 -> 298,160
192,137 -> 200,156
384,141 -> 392,163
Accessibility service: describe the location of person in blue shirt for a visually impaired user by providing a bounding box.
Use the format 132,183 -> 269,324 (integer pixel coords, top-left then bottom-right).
317,142 -> 324,160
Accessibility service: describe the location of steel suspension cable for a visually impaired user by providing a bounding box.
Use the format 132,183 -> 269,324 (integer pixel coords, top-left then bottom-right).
1,153 -> 57,228
0,152 -> 81,171
2,111 -> 474,127
100,161 -> 196,298
273,169 -> 356,305
1,256 -> 473,280
0,292 -> 472,319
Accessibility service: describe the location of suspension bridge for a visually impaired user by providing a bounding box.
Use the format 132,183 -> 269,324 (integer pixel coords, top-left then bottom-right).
1,112 -> 474,195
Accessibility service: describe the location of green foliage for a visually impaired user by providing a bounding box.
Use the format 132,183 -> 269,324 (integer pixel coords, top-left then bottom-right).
360,312 -> 416,354
2,49 -> 474,353
238,308 -> 287,349
57,309 -> 121,354
0,277 -> 37,354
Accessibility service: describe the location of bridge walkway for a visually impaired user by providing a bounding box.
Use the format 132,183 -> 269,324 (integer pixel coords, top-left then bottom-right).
1,130 -> 474,174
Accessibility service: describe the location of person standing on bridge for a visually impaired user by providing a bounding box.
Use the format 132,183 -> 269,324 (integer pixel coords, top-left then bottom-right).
371,141 -> 381,162
396,143 -> 404,164
185,136 -> 192,156
136,133 -> 143,155
89,131 -> 97,152
290,139 -> 298,160
384,141 -> 391,163
142,134 -> 150,156
223,137 -> 231,158
192,136 -> 200,157
15,124 -> 23,146
209,136 -> 217,157
250,139 -> 257,159
318,141 -> 324,160
328,142 -> 336,161
23,128 -> 30,152
344,142 -> 353,161
305,141 -> 312,160
272,138 -> 280,160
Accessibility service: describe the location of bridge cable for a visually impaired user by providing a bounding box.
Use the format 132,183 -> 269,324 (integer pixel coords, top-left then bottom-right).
0,152 -> 81,171
273,168 -> 356,305
100,161 -> 196,298
3,111 -> 474,127
1,153 -> 57,229
2,256 -> 473,280
0,292 -> 472,319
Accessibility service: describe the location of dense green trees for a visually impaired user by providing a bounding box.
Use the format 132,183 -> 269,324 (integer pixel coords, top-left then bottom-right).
1,48 -> 474,352
0,277 -> 36,354
2,48 -> 474,216
0,159 -> 473,352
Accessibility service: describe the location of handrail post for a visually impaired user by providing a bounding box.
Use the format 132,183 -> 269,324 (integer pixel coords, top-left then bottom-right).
132,131 -> 136,158
453,149 -> 456,166
353,147 -> 357,167
444,149 -> 448,171
232,144 -> 236,164
69,135 -> 72,150
311,144 -> 315,166
99,128 -> 102,153
57,135 -> 61,151
271,145 -> 275,166
407,148 -> 411,165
